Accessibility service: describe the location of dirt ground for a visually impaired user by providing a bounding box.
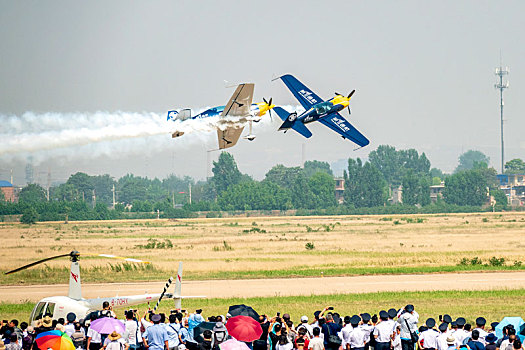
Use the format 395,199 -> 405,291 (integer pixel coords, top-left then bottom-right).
2,212 -> 525,284
2,271 -> 525,303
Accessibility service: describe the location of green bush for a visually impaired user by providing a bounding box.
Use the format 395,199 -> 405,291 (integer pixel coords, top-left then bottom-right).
20,207 -> 38,225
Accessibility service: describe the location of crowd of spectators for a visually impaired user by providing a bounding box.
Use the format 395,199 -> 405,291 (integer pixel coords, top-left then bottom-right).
1,303 -> 523,350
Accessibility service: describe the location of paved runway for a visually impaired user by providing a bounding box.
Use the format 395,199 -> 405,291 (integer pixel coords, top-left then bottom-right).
2,271 -> 525,303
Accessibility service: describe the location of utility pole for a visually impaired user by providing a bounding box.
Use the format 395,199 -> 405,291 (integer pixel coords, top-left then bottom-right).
494,59 -> 509,174
46,168 -> 51,201
172,191 -> 175,208
92,189 -> 96,208
112,184 -> 116,209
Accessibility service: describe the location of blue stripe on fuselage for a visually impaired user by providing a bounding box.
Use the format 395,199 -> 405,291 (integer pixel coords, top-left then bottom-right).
192,103 -> 260,119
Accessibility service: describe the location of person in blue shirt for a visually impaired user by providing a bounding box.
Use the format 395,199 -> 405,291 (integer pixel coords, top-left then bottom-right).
143,314 -> 169,350
321,314 -> 342,350
467,330 -> 485,350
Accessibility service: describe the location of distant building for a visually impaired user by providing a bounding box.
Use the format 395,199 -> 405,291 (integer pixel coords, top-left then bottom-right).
430,182 -> 445,203
0,180 -> 17,202
497,174 -> 525,206
389,186 -> 402,204
334,178 -> 345,204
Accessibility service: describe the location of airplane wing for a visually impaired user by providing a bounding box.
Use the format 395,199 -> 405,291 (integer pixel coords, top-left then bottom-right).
318,113 -> 370,147
277,74 -> 324,110
221,83 -> 255,117
217,126 -> 245,149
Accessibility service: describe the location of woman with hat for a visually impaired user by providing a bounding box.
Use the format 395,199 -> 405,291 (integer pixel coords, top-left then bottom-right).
211,322 -> 228,349
102,332 -> 129,350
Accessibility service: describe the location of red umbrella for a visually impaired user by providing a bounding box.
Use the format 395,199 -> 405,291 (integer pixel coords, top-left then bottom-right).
225,315 -> 263,342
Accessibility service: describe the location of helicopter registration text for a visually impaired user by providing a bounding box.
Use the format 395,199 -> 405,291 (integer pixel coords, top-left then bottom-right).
110,298 -> 129,307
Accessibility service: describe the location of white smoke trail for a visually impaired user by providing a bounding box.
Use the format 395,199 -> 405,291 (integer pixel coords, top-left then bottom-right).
0,106 -> 302,164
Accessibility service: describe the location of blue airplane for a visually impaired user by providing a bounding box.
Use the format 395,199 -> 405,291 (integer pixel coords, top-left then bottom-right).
272,74 -> 369,148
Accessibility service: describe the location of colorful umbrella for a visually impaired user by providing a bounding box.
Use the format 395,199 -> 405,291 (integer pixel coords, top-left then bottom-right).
89,317 -> 125,335
219,339 -> 251,350
35,330 -> 75,350
225,315 -> 262,342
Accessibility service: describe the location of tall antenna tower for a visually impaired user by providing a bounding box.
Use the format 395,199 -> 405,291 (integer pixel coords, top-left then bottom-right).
494,59 -> 509,174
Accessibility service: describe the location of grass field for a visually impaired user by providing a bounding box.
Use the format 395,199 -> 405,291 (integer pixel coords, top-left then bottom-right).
2,289 -> 525,325
2,212 -> 525,285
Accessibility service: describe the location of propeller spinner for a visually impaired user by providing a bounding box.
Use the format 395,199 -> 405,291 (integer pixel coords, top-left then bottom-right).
263,97 -> 275,120
335,90 -> 355,115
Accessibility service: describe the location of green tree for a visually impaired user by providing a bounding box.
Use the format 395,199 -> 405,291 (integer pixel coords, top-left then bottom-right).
455,150 -> 490,173
344,158 -> 387,208
19,184 -> 47,203
504,159 -> 525,174
0,189 -> 5,202
369,145 -> 431,186
211,152 -> 243,195
67,172 -> 94,200
92,174 -> 115,205
20,206 -> 38,224
264,165 -> 304,188
51,183 -> 79,201
402,171 -> 431,206
308,172 -> 336,208
442,169 -> 488,206
303,160 -> 333,178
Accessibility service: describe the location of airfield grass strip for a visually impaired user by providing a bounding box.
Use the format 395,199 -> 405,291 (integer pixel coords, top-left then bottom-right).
2,289 -> 525,323
3,264 -> 525,285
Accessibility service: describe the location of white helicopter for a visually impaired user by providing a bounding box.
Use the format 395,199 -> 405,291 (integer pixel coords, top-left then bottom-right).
5,251 -> 201,325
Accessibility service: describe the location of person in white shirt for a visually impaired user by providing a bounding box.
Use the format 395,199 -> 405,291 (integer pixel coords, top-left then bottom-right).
397,305 -> 419,350
453,318 -> 468,345
87,317 -> 103,350
348,316 -> 366,350
436,323 -> 449,350
297,316 -> 314,339
420,319 -> 439,350
124,311 -> 141,350
309,327 -> 325,350
276,334 -> 293,350
392,326 -> 402,350
473,318 -> 488,345
102,331 -> 129,350
374,311 -> 394,350
341,317 -> 354,350
65,313 -> 76,337
359,313 -> 374,350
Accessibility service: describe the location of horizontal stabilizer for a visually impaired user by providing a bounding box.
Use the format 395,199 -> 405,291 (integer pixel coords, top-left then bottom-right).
292,122 -> 312,138
273,107 -> 291,122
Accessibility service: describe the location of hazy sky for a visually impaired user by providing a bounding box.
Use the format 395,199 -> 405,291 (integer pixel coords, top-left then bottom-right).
1,1 -> 524,185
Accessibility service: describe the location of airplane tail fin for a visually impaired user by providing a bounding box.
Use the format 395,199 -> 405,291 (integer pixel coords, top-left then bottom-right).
274,107 -> 312,139
173,262 -> 183,309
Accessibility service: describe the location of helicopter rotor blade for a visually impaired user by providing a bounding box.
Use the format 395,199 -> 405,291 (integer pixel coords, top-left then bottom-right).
348,90 -> 355,98
95,254 -> 150,264
4,253 -> 71,275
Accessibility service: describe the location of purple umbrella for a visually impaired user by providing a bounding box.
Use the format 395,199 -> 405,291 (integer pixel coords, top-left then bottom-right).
89,317 -> 125,335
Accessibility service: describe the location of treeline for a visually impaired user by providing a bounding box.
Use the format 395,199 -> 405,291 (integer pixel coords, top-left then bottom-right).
1,145 -> 521,223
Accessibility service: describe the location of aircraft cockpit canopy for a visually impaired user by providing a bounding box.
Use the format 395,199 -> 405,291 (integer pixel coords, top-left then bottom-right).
314,101 -> 333,114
